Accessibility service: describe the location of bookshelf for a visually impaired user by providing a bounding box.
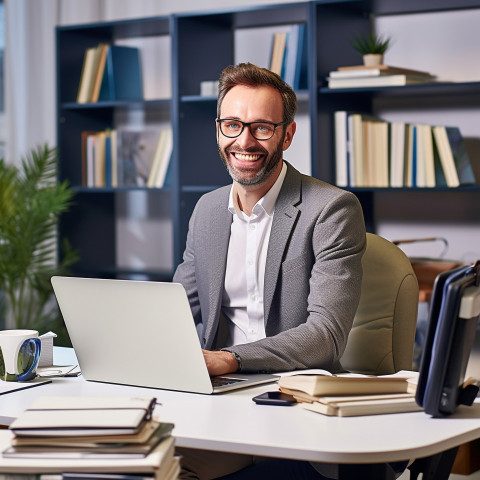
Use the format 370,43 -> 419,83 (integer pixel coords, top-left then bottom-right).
56,0 -> 480,280
56,17 -> 173,280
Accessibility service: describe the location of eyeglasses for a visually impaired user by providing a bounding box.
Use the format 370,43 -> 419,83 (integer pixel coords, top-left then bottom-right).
216,118 -> 288,141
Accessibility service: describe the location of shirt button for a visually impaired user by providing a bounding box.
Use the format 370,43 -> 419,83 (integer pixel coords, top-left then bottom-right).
249,224 -> 256,231
248,259 -> 254,266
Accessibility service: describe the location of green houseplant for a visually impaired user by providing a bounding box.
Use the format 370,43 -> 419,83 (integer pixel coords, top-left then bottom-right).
0,144 -> 77,342
350,31 -> 391,66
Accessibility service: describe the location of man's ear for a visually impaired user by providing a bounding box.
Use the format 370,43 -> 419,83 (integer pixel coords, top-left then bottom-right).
282,121 -> 296,151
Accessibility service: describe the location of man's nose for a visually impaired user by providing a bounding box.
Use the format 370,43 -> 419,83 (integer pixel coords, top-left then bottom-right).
235,125 -> 257,147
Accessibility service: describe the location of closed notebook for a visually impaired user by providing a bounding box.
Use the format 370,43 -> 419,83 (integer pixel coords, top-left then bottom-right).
302,394 -> 422,417
0,432 -> 176,475
278,373 -> 410,397
4,422 -> 173,459
9,396 -> 156,436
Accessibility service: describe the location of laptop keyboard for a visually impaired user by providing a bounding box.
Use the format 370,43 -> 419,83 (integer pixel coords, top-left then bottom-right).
211,376 -> 245,387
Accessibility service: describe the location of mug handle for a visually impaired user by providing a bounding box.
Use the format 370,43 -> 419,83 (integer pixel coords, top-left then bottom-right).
16,338 -> 42,381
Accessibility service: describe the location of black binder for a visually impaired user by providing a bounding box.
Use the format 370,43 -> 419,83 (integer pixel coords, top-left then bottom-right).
416,262 -> 480,417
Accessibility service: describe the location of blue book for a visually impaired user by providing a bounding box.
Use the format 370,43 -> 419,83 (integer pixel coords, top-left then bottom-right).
104,133 -> 112,187
99,45 -> 143,101
294,24 -> 307,90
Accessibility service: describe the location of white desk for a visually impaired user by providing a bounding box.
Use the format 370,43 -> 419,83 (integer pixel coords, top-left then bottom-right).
1,347 -> 480,478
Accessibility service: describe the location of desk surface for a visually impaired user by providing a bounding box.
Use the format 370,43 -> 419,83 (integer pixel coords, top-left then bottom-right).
1,347 -> 480,465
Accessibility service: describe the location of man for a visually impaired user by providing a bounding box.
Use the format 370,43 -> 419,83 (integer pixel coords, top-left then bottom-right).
173,63 -> 366,479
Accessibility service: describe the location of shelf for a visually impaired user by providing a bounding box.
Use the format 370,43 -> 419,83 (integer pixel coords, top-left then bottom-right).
72,186 -> 173,194
61,99 -> 171,109
319,81 -> 480,97
347,186 -> 480,193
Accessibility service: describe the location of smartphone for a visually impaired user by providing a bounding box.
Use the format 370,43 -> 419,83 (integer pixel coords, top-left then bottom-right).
252,391 -> 297,406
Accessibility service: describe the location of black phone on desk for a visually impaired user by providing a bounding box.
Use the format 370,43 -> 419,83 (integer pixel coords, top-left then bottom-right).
252,391 -> 297,406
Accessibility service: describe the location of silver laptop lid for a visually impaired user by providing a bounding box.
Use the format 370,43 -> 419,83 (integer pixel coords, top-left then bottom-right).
51,276 -> 278,394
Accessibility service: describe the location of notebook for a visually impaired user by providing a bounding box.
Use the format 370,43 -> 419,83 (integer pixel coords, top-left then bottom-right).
50,276 -> 278,394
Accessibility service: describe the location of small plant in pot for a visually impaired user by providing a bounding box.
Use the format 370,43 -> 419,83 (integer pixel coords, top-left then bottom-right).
350,31 -> 391,66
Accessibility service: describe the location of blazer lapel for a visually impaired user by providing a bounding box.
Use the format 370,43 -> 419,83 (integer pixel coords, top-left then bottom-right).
264,164 -> 301,324
203,190 -> 232,349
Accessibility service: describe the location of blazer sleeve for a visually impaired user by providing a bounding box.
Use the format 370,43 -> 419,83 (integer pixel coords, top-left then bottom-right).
226,189 -> 366,373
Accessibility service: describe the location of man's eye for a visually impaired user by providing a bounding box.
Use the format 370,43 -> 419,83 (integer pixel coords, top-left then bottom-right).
225,122 -> 241,131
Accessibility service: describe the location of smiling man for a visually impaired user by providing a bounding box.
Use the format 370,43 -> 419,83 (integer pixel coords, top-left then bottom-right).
173,63 -> 366,479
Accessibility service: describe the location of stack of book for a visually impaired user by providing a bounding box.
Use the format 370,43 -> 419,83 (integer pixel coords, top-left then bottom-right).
1,396 -> 179,479
326,64 -> 436,89
278,370 -> 421,417
268,24 -> 308,90
77,43 -> 143,103
81,127 -> 173,188
334,111 -> 477,188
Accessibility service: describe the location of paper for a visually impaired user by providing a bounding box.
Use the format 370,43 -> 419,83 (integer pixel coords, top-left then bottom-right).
0,378 -> 52,396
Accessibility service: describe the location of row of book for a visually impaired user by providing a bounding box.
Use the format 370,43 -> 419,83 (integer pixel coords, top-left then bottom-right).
81,127 -> 173,189
326,64 -> 436,89
278,370 -> 420,417
334,111 -> 477,188
2,396 -> 179,478
77,43 -> 143,103
268,24 -> 308,90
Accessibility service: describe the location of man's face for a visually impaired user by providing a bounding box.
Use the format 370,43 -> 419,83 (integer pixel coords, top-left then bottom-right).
217,85 -> 295,187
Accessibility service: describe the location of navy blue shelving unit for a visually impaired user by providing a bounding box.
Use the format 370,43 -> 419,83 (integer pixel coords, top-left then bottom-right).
56,0 -> 480,280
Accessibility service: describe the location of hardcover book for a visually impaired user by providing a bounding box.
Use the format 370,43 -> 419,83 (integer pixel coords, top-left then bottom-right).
98,45 -> 143,101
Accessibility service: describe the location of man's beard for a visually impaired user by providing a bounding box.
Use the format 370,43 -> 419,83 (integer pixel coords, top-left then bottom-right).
218,137 -> 284,187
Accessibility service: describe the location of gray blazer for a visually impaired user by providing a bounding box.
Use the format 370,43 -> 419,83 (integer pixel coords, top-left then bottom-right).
173,162 -> 366,373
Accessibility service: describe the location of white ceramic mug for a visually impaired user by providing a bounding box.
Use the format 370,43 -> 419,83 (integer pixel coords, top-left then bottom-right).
0,329 -> 42,381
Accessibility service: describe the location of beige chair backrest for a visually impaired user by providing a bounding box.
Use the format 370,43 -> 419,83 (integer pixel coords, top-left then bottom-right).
341,233 -> 419,375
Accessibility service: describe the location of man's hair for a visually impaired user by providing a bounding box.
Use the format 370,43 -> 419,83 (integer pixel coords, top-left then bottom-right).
217,63 -> 297,124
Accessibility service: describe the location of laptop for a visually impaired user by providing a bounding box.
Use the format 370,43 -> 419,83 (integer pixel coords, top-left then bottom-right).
51,276 -> 279,394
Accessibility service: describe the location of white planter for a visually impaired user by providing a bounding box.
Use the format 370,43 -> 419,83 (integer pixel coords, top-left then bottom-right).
363,54 -> 383,66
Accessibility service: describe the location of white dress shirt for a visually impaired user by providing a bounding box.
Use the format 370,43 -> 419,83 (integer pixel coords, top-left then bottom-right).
222,162 -> 287,347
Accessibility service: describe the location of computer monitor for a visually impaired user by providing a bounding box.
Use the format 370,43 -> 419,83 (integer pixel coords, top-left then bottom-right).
416,262 -> 480,417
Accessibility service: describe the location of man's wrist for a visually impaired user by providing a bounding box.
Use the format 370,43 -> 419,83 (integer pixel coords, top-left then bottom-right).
223,349 -> 242,371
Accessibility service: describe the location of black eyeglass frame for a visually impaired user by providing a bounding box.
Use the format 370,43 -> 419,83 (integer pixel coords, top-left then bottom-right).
216,118 -> 289,141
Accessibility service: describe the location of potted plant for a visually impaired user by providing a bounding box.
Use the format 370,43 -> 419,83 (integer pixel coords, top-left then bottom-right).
0,144 -> 78,343
350,31 -> 391,66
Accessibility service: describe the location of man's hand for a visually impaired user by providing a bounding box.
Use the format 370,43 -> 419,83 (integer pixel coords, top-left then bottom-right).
202,349 -> 239,376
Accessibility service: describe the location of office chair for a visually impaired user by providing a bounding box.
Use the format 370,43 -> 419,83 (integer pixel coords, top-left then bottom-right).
341,232 -> 419,375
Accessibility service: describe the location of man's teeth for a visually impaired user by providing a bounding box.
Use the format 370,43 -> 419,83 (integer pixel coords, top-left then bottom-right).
234,153 -> 261,161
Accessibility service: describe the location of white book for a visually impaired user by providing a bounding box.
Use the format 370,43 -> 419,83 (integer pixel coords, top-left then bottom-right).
334,111 -> 348,187
432,126 -> 460,187
389,122 -> 406,188
422,124 -> 436,188
415,124 -> 426,188
0,430 -> 175,475
328,74 -> 432,89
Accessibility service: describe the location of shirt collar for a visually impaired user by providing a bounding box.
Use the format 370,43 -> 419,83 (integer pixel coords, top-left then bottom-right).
228,161 -> 287,219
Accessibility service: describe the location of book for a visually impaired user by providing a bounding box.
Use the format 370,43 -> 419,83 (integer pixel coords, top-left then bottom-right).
333,64 -> 434,78
0,431 -> 176,475
4,422 -> 173,459
334,111 -> 348,187
9,396 -> 156,437
90,43 -> 109,102
147,128 -> 173,188
277,372 -> 411,397
98,45 -> 143,101
328,74 -> 434,89
269,32 -> 287,76
301,394 -> 422,417
389,122 -> 406,187
432,126 -> 476,187
283,24 -> 307,90
77,47 -> 97,104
